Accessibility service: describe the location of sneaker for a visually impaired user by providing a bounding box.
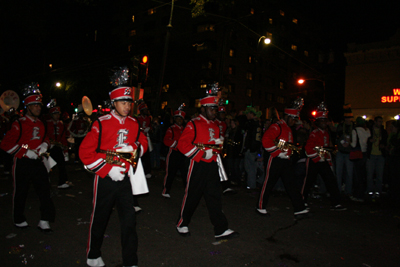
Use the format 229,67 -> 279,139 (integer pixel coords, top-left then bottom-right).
37,220 -> 53,234
134,206 -> 142,213
87,257 -> 105,267
350,196 -> 364,203
145,174 -> 152,179
15,221 -> 29,228
330,204 -> 347,211
176,226 -> 190,237
58,183 -> 70,189
223,188 -> 237,195
294,209 -> 311,220
256,208 -> 270,216
215,229 -> 239,240
162,193 -> 171,198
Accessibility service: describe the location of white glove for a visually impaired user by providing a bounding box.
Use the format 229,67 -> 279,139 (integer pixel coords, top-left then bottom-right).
36,143 -> 49,155
116,145 -> 134,153
214,138 -> 223,145
108,166 -> 126,181
277,152 -> 289,159
26,149 -> 38,160
203,149 -> 213,160
143,127 -> 150,133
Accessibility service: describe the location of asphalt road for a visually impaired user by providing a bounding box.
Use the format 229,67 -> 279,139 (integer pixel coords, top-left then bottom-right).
1,162 -> 399,267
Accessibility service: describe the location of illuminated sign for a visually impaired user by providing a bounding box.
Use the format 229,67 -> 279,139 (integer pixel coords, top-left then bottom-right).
381,89 -> 400,103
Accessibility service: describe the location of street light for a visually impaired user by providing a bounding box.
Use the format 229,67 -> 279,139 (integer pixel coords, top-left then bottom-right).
258,36 -> 271,46
55,82 -> 61,88
297,78 -> 326,101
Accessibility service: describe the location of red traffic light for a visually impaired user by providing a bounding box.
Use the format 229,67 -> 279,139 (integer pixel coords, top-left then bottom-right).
311,110 -> 317,116
141,55 -> 148,64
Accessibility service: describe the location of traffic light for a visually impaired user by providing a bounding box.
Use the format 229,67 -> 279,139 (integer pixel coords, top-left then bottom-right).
311,110 -> 317,116
138,55 -> 149,83
225,99 -> 229,105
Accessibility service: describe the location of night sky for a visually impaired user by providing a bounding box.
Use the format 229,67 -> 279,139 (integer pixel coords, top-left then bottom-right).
1,0 -> 399,113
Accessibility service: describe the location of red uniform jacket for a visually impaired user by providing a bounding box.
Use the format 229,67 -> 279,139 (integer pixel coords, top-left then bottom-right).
137,115 -> 152,132
0,115 -> 49,159
79,111 -> 148,178
262,119 -> 293,158
46,119 -> 68,148
215,119 -> 227,138
163,124 -> 184,151
177,114 -> 220,163
69,117 -> 89,137
305,128 -> 332,163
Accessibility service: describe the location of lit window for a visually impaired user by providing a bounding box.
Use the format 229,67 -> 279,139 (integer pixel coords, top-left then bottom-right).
248,56 -> 252,64
250,8 -> 255,15
148,8 -> 156,15
162,84 -> 169,92
129,30 -> 136,37
246,72 -> 253,80
132,15 -> 135,22
304,51 -> 309,57
266,93 -> 273,101
277,96 -> 285,103
229,49 -> 235,57
292,18 -> 298,24
246,89 -> 252,97
228,67 -> 233,75
280,10 -> 285,16
161,101 -> 168,109
195,99 -> 201,108
49,64 -> 53,69
269,18 -> 273,24
291,44 -> 297,51
279,82 -> 284,90
200,84 -> 207,89
128,45 -> 132,52
208,61 -> 213,69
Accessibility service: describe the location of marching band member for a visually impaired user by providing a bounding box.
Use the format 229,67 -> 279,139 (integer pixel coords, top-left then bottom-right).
0,83 -> 55,233
79,68 -> 148,267
176,86 -> 238,241
302,102 -> 346,211
257,98 -> 309,219
162,107 -> 187,198
46,102 -> 70,189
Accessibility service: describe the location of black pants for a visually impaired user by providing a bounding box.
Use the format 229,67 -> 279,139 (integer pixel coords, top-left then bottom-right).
352,153 -> 367,199
176,160 -> 229,235
142,151 -> 152,175
162,149 -> 188,194
87,174 -> 138,266
257,155 -> 305,212
13,157 -> 55,224
50,146 -> 68,185
302,159 -> 341,206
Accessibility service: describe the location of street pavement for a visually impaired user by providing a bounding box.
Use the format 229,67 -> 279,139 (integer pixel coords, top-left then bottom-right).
1,161 -> 400,267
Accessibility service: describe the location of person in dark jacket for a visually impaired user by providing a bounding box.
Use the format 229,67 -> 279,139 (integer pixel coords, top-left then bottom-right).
366,116 -> 387,197
243,107 -> 263,189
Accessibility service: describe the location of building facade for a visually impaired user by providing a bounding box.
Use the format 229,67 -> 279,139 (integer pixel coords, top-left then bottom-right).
344,30 -> 400,123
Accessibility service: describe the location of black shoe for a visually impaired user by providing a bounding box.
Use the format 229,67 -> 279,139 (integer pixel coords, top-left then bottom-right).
215,229 -> 239,241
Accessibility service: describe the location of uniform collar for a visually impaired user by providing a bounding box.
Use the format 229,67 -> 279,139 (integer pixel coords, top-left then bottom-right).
199,114 -> 212,124
26,114 -> 38,122
111,110 -> 127,124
